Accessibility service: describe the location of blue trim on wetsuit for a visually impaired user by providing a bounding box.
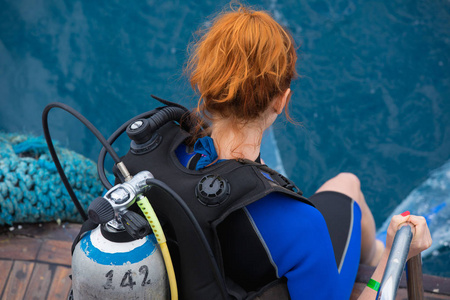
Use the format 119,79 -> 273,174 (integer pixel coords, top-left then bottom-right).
175,138 -> 361,299
339,201 -> 362,299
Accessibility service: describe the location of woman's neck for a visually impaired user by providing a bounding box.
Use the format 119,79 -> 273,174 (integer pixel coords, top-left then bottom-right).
210,119 -> 266,161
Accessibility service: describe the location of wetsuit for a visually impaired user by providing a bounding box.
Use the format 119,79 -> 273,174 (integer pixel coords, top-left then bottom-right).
176,136 -> 362,300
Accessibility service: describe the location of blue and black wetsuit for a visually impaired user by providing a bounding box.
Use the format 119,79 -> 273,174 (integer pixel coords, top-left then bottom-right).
176,136 -> 362,300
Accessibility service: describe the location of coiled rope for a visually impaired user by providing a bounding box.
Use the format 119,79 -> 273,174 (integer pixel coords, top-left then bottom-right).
0,132 -> 108,225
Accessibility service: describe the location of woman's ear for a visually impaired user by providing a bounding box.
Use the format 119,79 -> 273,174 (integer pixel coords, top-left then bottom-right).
274,88 -> 291,114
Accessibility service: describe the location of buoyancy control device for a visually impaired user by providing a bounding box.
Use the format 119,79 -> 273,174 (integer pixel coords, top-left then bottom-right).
42,96 -> 312,300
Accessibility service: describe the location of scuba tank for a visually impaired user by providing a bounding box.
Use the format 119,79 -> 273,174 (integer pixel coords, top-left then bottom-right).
72,226 -> 168,299
71,171 -> 169,299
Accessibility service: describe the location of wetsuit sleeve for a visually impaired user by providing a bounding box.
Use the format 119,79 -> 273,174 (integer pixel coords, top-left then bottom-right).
246,194 -> 342,300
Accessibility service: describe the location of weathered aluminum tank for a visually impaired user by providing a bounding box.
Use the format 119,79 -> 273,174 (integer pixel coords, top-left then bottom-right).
71,225 -> 168,299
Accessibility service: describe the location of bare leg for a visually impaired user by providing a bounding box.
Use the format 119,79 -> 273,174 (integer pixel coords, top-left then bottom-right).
315,172 -> 384,266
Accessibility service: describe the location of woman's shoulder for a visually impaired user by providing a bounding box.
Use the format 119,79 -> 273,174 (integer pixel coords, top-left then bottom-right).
246,192 -> 326,227
245,192 -> 332,261
245,192 -> 339,299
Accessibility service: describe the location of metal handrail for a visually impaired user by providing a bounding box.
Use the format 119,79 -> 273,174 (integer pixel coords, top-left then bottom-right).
376,224 -> 424,300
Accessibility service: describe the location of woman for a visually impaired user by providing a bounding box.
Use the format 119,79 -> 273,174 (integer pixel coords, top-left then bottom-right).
178,5 -> 432,299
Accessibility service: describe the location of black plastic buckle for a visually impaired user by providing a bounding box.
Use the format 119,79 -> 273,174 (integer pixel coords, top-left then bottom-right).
275,173 -> 303,195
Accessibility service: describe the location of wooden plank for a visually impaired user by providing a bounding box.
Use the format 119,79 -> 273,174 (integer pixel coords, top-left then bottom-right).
47,265 -> 71,300
0,260 -> 13,295
423,274 -> 450,296
407,254 -> 425,299
1,261 -> 35,300
36,240 -> 72,266
40,223 -> 79,242
421,293 -> 450,300
23,263 -> 54,300
1,223 -> 81,242
0,236 -> 42,261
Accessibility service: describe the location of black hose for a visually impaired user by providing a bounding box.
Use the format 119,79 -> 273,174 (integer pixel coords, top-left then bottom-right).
42,100 -> 192,218
147,106 -> 187,132
151,95 -> 190,112
42,102 -> 122,220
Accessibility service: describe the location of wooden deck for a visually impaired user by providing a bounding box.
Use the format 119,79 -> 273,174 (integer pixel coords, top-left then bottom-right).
0,223 -> 78,300
0,222 -> 449,300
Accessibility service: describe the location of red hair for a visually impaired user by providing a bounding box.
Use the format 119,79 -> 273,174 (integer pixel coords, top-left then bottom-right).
186,5 -> 297,126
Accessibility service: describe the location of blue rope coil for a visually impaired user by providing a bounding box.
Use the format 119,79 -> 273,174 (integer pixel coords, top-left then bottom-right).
0,132 -> 112,225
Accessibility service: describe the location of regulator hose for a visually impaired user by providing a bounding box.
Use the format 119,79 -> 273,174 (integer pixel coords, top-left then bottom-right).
42,102 -> 123,220
146,106 -> 188,133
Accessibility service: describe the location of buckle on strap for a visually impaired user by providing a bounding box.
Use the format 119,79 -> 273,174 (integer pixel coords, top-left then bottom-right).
236,158 -> 303,195
274,173 -> 303,195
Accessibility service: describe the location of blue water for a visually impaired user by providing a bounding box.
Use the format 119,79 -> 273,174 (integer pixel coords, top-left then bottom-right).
375,160 -> 450,277
1,0 -> 449,277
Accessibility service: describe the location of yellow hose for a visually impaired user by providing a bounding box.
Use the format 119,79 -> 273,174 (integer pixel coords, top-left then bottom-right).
137,196 -> 178,300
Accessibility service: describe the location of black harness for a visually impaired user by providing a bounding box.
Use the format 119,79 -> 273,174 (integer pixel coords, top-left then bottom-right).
115,121 -> 314,299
